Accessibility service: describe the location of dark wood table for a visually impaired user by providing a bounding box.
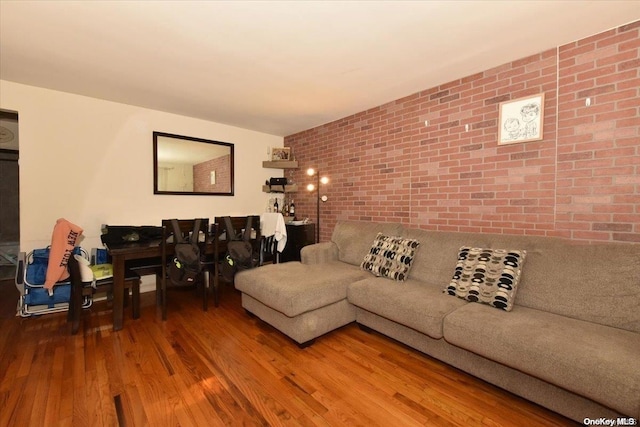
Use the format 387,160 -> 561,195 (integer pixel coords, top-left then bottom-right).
107,238 -> 219,331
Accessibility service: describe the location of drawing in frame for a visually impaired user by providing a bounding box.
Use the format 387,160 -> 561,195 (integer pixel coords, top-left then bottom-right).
271,147 -> 291,161
498,93 -> 545,145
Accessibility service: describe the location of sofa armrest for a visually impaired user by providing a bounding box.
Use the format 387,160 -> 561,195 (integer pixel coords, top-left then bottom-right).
300,242 -> 339,264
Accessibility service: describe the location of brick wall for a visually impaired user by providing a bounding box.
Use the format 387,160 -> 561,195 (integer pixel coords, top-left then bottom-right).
193,154 -> 231,193
555,22 -> 640,242
286,21 -> 639,243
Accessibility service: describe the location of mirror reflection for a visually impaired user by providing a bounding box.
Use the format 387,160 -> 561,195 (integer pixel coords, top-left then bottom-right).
153,131 -> 234,195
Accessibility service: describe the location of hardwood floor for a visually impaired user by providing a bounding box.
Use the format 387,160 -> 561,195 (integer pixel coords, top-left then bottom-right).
0,278 -> 578,426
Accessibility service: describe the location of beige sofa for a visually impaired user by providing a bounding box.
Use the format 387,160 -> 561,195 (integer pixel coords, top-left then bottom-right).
235,221 -> 640,422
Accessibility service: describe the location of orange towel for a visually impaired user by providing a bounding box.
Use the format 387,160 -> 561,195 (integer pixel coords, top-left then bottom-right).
43,218 -> 84,290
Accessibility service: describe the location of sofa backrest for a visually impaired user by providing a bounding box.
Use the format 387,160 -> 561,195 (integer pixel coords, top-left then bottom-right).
331,221 -> 403,266
403,228 -> 493,286
513,237 -> 640,334
403,227 -> 640,333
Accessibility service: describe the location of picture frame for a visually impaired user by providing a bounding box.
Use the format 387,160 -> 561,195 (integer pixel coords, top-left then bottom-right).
271,147 -> 291,161
498,93 -> 545,145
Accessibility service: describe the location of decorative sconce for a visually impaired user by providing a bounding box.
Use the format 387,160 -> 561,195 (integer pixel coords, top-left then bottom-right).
306,168 -> 329,243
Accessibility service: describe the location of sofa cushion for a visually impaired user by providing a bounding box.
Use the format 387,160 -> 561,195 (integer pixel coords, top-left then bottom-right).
361,233 -> 420,281
444,247 -> 526,311
443,303 -> 640,417
348,278 -> 468,339
331,221 -> 403,266
234,261 -> 369,317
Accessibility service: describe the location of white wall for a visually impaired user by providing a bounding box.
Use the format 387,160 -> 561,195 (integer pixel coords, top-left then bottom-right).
0,80 -> 283,252
158,162 -> 193,192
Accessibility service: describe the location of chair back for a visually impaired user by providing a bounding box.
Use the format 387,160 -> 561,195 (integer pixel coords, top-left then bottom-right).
161,218 -> 209,259
212,215 -> 261,264
162,218 -> 209,239
213,215 -> 261,243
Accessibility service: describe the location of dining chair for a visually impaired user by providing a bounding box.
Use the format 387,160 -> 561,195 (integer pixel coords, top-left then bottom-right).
211,215 -> 262,290
67,252 -> 141,334
159,218 -> 209,320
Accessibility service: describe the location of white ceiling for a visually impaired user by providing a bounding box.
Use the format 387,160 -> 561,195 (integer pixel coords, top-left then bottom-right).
1,1 -> 639,137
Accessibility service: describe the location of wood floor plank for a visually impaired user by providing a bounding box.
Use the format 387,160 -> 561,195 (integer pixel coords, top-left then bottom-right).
58,337 -> 77,422
0,374 -> 26,427
0,280 -> 580,427
15,329 -> 37,378
43,344 -> 65,424
121,382 -> 151,427
26,337 -> 56,426
95,345 -> 120,427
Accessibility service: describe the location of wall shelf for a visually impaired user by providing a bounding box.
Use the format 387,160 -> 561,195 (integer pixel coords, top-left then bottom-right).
262,184 -> 298,193
262,160 -> 298,169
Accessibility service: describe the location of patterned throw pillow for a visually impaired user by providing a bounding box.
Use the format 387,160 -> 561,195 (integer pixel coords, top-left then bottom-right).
444,247 -> 526,311
361,233 -> 420,281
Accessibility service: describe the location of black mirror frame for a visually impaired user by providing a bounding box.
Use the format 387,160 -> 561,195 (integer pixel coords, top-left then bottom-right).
153,131 -> 234,196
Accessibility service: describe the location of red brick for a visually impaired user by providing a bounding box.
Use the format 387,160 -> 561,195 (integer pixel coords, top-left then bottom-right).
619,37 -> 640,51
613,233 -> 640,243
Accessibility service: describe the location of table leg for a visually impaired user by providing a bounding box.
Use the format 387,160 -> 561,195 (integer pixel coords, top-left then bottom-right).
212,259 -> 219,307
112,255 -> 125,331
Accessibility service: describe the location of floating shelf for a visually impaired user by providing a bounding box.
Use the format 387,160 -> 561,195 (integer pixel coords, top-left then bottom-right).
262,160 -> 299,169
262,184 -> 298,193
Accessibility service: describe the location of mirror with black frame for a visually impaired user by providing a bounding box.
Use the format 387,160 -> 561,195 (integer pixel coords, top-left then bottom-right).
153,131 -> 234,196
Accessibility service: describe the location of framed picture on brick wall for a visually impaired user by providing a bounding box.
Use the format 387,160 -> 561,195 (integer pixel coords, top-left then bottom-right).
271,147 -> 291,161
498,93 -> 545,145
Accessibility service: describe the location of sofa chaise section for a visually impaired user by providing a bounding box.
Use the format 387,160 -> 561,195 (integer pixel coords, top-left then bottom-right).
234,221 -> 403,346
235,261 -> 367,346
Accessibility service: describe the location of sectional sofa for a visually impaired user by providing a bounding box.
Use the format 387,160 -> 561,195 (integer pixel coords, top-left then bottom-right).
235,220 -> 640,423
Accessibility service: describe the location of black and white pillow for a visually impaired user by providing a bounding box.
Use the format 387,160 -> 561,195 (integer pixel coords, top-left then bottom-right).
361,233 -> 420,281
444,247 -> 526,311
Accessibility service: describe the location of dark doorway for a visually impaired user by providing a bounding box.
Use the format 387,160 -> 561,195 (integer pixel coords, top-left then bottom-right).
0,110 -> 19,279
